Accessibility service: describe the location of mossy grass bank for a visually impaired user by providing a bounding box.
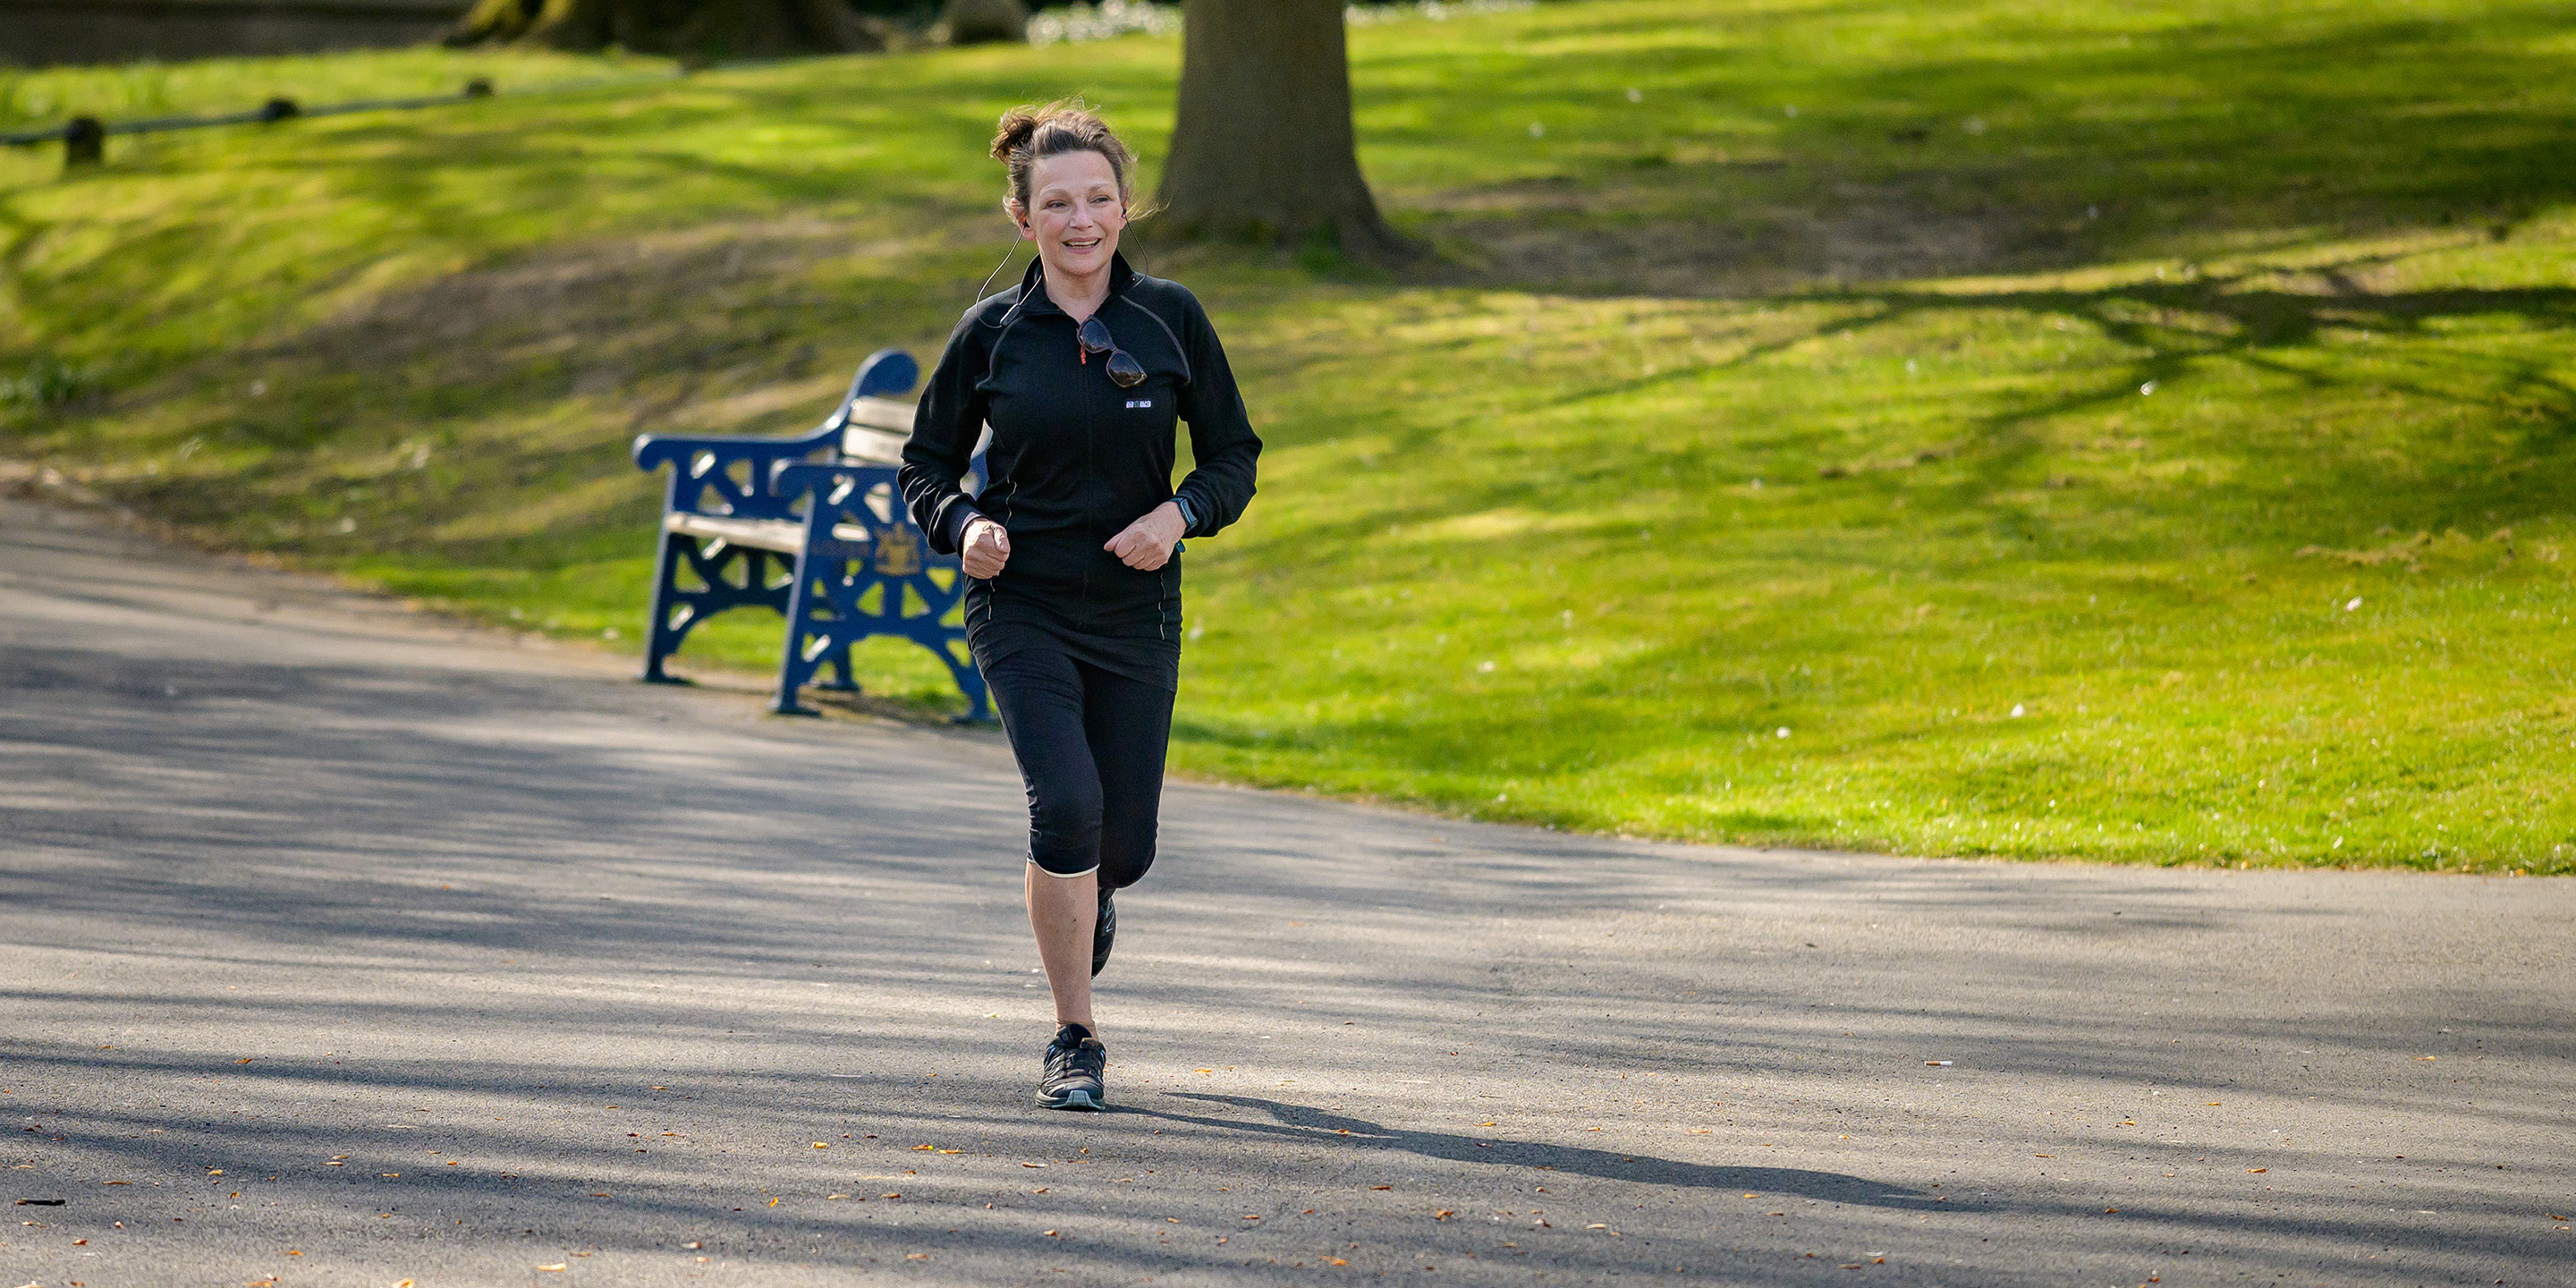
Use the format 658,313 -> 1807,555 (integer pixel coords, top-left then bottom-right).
5,0 -> 2572,871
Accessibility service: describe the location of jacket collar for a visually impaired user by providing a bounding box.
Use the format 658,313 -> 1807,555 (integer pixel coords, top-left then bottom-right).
1012,250 -> 1139,318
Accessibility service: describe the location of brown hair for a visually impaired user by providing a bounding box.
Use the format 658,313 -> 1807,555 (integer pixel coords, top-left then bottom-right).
991,99 -> 1138,215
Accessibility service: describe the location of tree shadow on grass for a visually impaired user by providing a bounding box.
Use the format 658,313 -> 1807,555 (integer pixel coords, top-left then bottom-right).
1248,250 -> 2576,571
1380,4 -> 2576,294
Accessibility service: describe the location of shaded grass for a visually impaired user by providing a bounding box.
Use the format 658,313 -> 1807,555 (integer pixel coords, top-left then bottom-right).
4,0 -> 2572,871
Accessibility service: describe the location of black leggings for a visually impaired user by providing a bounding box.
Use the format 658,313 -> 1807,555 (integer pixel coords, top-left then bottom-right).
979,648 -> 1174,888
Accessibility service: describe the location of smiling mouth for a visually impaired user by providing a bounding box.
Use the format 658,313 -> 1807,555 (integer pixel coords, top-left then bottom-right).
1063,237 -> 1104,250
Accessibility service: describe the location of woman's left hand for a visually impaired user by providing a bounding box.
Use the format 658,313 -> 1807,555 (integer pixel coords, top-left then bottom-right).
1105,500 -> 1188,571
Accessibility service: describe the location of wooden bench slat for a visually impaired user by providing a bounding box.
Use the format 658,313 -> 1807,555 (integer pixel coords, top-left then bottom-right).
664,512 -> 894,555
844,394 -> 915,433
842,425 -> 907,464
664,513 -> 803,554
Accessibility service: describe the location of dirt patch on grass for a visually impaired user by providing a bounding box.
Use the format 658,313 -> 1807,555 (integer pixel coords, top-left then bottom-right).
286,217 -> 919,393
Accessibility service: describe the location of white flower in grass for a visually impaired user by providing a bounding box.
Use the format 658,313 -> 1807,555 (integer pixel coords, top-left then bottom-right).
1775,726 -> 1791,739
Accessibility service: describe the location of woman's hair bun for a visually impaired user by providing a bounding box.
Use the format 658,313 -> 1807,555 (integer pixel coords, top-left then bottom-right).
989,99 -> 1139,211
990,111 -> 1041,162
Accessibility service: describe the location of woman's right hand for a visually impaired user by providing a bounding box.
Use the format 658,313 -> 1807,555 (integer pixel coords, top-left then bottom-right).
960,515 -> 1012,579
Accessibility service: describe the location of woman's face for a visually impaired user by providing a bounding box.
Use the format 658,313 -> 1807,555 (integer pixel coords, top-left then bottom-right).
1013,149 -> 1126,281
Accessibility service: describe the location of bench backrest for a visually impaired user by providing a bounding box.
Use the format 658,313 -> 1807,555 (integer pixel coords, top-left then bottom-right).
840,395 -> 915,464
840,395 -> 991,465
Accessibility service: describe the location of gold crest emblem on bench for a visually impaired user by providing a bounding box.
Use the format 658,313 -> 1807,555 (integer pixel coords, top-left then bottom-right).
871,523 -> 923,577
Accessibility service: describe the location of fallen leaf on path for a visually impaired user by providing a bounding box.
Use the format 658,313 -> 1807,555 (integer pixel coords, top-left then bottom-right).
1370,1185 -> 1391,1191
1433,1211 -> 1452,1220
826,1194 -> 848,1200
538,1266 -> 567,1273
683,1241 -> 701,1249
906,1253 -> 928,1260
2248,1169 -> 2266,1174
2033,1155 -> 2054,1159
1022,1162 -> 1046,1168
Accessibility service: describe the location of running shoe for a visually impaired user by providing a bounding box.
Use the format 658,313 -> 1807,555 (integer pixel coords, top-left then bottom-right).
1037,1023 -> 1107,1110
1091,888 -> 1116,978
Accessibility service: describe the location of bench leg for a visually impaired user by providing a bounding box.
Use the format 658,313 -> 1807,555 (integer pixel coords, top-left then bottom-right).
640,530 -> 692,684
646,536 -> 793,685
772,551 -> 826,716
817,641 -> 860,692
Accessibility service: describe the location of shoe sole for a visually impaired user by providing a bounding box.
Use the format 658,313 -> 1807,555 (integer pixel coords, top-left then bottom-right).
1037,1088 -> 1105,1111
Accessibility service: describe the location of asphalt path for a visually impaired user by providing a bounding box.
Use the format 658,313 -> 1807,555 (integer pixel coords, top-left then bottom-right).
1,496 -> 2570,1288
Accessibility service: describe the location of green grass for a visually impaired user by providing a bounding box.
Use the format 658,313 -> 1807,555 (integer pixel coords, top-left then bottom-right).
4,0 -> 2573,872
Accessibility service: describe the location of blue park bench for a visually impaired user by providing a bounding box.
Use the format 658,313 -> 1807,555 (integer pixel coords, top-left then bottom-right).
630,349 -> 992,722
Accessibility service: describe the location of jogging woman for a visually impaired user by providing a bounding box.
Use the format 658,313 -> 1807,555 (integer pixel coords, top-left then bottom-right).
899,102 -> 1260,1111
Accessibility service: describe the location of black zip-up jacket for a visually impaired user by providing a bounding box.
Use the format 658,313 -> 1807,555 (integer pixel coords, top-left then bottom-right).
900,252 -> 1260,690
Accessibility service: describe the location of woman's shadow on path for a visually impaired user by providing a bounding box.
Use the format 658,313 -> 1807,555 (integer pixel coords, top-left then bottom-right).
1129,1094 -> 1963,1213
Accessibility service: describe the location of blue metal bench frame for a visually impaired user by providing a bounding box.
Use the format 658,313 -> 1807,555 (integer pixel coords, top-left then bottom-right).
770,458 -> 987,721
630,349 -> 991,721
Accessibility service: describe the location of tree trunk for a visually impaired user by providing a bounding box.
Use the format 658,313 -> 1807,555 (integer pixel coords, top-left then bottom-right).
1154,0 -> 1405,256
940,0 -> 1028,46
